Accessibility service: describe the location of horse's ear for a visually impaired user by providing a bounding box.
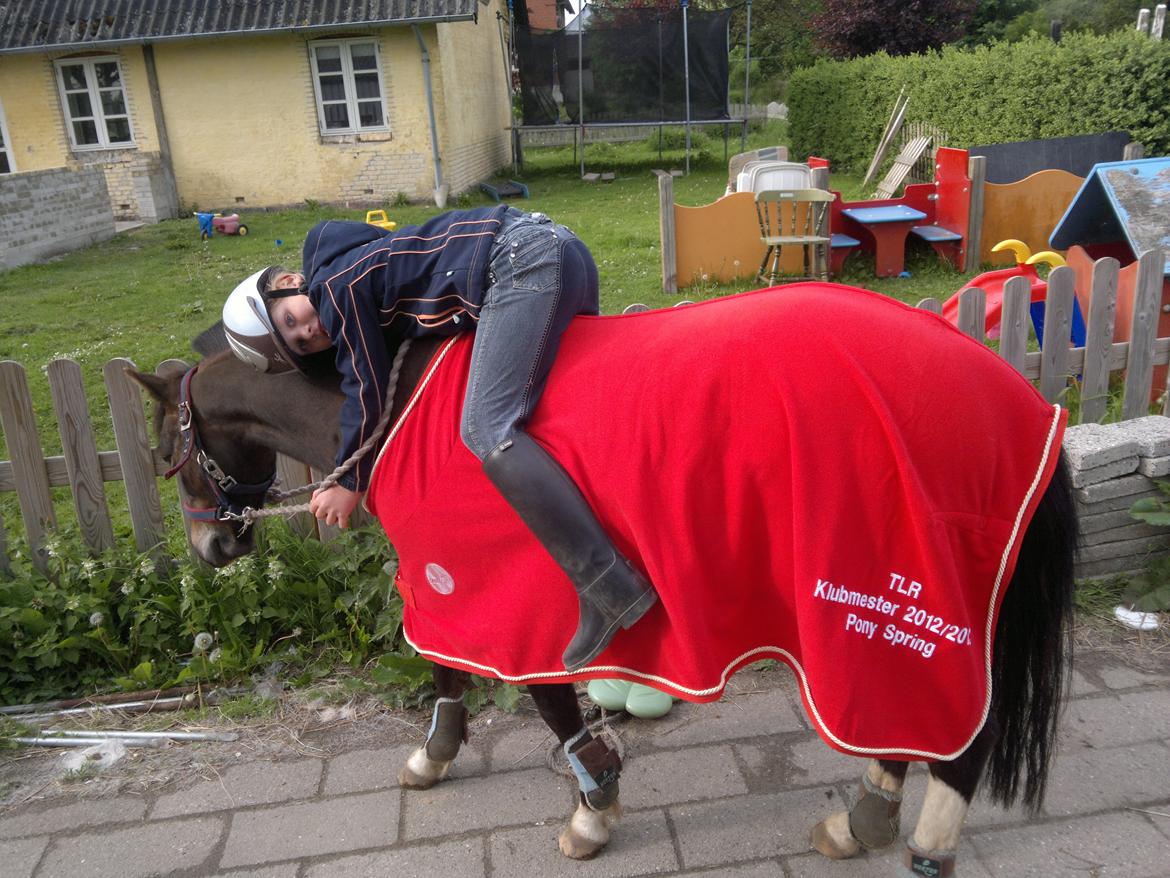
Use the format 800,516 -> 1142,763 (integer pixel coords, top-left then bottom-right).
125,368 -> 177,406
193,320 -> 230,357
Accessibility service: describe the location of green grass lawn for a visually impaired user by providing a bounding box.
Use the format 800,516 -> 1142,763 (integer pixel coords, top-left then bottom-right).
0,121 -> 979,537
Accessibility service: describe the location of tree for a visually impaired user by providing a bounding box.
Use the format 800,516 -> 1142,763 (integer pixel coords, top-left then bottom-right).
810,0 -> 979,58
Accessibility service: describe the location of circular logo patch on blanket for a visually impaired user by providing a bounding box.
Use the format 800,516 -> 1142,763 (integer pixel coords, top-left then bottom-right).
425,563 -> 455,595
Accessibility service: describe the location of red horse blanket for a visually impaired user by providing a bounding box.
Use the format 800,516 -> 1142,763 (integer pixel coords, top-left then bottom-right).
367,284 -> 1066,759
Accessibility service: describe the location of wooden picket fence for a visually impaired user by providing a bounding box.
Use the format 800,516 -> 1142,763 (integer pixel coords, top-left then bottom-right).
1,248 -> 1167,574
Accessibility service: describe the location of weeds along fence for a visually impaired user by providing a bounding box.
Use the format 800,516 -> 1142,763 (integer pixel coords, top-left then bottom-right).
0,247 -> 1166,573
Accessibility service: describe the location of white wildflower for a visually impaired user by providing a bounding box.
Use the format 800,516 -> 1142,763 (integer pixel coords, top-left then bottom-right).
193,632 -> 213,653
89,612 -> 104,627
208,647 -> 222,663
267,558 -> 285,580
136,558 -> 154,579
81,559 -> 97,578
120,583 -> 134,595
180,574 -> 197,591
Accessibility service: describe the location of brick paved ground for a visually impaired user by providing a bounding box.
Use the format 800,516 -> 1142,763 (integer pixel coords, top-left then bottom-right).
1,645 -> 1167,877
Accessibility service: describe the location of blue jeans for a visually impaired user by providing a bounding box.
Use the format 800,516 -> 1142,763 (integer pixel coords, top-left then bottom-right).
460,210 -> 600,459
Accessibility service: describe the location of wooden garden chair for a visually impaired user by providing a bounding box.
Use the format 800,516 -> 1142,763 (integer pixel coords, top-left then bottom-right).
754,189 -> 834,284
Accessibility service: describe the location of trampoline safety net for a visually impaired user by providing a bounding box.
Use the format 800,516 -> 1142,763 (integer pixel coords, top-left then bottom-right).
516,6 -> 733,126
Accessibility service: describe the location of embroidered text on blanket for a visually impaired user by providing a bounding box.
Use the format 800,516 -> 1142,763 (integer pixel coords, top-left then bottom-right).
813,578 -> 902,616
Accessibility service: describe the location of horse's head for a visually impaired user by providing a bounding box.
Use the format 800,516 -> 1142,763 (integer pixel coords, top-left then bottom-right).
129,354 -> 279,566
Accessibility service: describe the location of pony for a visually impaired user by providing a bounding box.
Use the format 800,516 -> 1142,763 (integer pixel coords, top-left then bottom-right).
131,284 -> 1077,874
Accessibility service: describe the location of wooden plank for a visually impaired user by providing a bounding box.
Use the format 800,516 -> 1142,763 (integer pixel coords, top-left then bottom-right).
1039,266 -> 1076,403
874,135 -> 931,199
957,287 -> 986,342
659,173 -> 677,295
999,275 -> 1032,374
1122,250 -> 1164,420
156,359 -> 197,556
1079,257 -> 1120,424
916,298 -> 942,315
0,505 -> 10,576
276,454 -> 319,539
0,449 -> 167,491
0,360 -> 56,572
964,156 -> 986,274
104,358 -> 166,556
1123,141 -> 1146,161
47,359 -> 114,554
862,90 -> 907,187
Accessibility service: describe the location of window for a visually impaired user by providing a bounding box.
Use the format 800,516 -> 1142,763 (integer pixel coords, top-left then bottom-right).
0,100 -> 12,174
309,39 -> 388,134
54,56 -> 134,150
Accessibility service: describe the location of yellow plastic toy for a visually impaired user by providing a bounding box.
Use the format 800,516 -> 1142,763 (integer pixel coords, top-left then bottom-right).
365,210 -> 397,232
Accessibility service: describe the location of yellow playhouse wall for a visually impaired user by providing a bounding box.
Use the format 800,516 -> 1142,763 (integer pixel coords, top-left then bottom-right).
980,169 -> 1083,265
435,7 -> 511,193
674,191 -> 807,287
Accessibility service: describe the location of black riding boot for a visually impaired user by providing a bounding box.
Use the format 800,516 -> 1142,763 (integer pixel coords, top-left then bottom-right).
483,432 -> 657,671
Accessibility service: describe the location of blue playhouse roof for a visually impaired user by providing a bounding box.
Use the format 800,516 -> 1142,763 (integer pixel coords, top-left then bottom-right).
1049,156 -> 1170,276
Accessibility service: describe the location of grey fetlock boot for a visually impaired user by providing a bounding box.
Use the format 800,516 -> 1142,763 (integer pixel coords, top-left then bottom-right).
483,432 -> 657,671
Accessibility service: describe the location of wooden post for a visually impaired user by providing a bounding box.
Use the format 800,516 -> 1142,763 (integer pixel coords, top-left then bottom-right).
1137,7 -> 1151,33
957,287 -> 986,342
1121,250 -> 1163,420
1078,257 -> 1120,425
659,172 -> 678,295
1123,141 -> 1146,161
1039,266 -> 1075,403
104,358 -> 166,557
47,359 -> 115,554
965,155 -> 986,274
998,276 -> 1031,375
155,359 -> 202,560
276,455 -> 319,538
0,361 -> 56,572
309,467 -> 341,543
1154,4 -> 1167,39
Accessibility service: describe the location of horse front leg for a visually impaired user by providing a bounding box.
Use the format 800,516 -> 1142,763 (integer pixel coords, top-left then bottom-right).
399,664 -> 471,789
811,759 -> 908,860
529,682 -> 623,860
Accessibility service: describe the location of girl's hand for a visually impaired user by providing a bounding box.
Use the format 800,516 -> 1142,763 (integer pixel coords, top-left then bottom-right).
310,484 -> 363,528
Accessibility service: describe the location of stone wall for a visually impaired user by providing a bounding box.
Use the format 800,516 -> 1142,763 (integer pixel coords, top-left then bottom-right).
1063,416 -> 1170,579
0,167 -> 116,271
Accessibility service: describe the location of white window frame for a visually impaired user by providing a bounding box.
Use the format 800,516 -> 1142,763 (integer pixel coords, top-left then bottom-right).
308,38 -> 390,136
0,99 -> 13,174
54,55 -> 135,151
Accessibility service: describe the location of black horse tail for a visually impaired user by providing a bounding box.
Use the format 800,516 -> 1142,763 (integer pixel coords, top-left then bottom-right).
984,451 -> 1078,810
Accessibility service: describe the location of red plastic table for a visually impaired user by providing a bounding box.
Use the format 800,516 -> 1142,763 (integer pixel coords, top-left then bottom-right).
841,205 -> 928,278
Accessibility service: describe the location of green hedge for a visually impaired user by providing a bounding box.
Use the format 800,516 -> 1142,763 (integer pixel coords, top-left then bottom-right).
789,31 -> 1170,172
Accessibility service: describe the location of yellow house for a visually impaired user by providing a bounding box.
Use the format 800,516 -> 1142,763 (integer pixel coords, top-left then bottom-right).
0,0 -> 513,221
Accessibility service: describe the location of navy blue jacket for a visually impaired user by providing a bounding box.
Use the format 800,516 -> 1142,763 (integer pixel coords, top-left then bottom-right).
302,207 -> 509,490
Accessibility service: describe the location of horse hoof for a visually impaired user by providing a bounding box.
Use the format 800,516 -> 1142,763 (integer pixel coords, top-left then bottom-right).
397,746 -> 451,790
810,812 -> 861,860
558,799 -> 619,859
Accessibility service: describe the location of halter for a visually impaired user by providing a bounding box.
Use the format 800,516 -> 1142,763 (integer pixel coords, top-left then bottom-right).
165,364 -> 276,529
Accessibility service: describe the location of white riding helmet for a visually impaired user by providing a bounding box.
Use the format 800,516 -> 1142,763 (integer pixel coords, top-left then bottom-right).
222,267 -> 302,373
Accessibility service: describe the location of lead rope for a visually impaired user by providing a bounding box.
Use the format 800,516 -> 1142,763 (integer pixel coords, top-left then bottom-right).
240,339 -> 412,523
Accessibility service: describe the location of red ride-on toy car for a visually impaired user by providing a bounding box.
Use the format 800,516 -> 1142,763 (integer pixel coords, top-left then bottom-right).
196,212 -> 248,240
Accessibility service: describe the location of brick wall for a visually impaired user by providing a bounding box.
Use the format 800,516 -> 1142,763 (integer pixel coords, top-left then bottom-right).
72,149 -> 178,222
0,167 -> 116,271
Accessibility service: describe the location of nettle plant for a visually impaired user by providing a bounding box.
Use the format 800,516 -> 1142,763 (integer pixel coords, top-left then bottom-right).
1126,483 -> 1170,614
0,522 -> 417,704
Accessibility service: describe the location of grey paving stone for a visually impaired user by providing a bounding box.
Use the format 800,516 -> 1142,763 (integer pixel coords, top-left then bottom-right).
1043,741 -> 1170,817
1077,532 -> 1170,562
1059,690 -> 1170,749
402,766 -> 569,841
306,839 -> 484,877
641,688 -> 806,749
219,790 -> 399,868
0,835 -> 48,878
671,787 -> 840,869
782,845 -> 992,878
1073,458 -> 1140,488
488,725 -> 557,773
37,816 -> 223,878
1062,423 -> 1140,471
1075,473 -> 1154,504
677,861 -> 782,878
1117,415 -> 1170,457
150,758 -> 322,818
489,808 -> 676,877
1097,663 -> 1170,690
970,810 -> 1170,876
1069,668 -> 1099,696
1080,520 -> 1170,546
781,737 -> 864,785
620,744 -> 747,809
0,796 -> 147,839
321,742 -> 488,796
1138,455 -> 1170,477
217,866 -> 300,877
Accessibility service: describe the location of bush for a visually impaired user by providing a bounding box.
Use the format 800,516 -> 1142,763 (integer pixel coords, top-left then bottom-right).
789,31 -> 1170,171
0,523 -> 407,704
